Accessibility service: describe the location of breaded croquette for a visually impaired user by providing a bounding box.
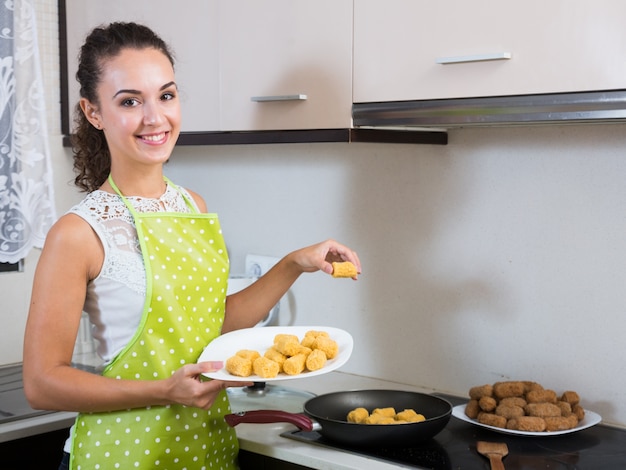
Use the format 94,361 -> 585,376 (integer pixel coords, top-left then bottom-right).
499,396 -> 527,408
561,391 -> 580,406
556,401 -> 573,416
252,356 -> 280,378
526,389 -> 557,404
372,407 -> 397,418
283,353 -> 307,375
236,349 -> 260,361
273,335 -> 301,356
495,404 -> 525,420
395,409 -> 425,423
524,402 -> 562,418
301,330 -> 329,348
464,399 -> 480,419
225,355 -> 252,377
523,381 -> 544,393
311,336 -> 339,359
544,416 -> 577,432
469,384 -> 493,400
477,412 -> 507,428
264,347 -> 287,372
347,408 -> 369,424
493,381 -> 525,399
478,396 -> 497,412
572,404 -> 586,420
331,261 -> 358,278
305,348 -> 327,371
366,414 -> 395,424
507,416 -> 546,432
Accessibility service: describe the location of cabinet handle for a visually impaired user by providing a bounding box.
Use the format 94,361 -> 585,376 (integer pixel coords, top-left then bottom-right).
436,52 -> 511,65
250,94 -> 308,102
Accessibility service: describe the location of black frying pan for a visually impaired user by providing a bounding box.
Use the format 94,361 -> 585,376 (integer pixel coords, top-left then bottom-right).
225,389 -> 452,447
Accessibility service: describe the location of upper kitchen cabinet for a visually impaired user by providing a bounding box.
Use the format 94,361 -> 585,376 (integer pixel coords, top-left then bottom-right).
61,0 -> 219,134
217,0 -> 353,131
353,0 -> 626,103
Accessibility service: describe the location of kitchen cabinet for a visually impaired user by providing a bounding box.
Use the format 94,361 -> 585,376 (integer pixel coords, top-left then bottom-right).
218,0 -> 353,131
61,0 -> 219,134
354,0 -> 626,103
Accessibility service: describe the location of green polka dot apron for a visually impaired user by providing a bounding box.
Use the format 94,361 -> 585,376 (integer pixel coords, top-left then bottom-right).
70,176 -> 239,470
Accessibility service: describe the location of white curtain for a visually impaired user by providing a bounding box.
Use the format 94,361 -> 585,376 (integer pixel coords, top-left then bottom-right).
0,0 -> 55,263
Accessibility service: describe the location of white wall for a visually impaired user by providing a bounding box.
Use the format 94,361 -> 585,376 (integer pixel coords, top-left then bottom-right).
4,0 -> 626,430
164,126 -> 626,428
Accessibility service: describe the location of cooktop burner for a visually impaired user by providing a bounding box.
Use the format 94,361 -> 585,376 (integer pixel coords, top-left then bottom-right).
281,394 -> 626,470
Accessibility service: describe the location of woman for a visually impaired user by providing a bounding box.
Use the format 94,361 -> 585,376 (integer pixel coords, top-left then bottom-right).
23,22 -> 360,470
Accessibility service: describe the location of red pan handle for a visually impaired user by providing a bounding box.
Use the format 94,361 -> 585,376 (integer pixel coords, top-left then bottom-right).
224,410 -> 314,431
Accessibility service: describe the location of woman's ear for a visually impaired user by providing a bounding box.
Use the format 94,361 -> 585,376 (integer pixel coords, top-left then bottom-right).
80,98 -> 102,130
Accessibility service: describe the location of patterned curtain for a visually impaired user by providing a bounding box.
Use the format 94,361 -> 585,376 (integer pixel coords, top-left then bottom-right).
0,0 -> 55,263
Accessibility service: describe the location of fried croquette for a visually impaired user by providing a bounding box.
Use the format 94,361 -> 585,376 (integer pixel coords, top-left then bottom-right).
477,412 -> 507,428
526,389 -> 557,404
236,349 -> 261,361
347,408 -> 369,424
556,401 -> 573,416
395,409 -> 426,423
499,396 -> 527,408
469,384 -> 493,400
495,404 -> 525,420
331,261 -> 358,278
283,353 -> 307,375
493,381 -> 525,399
561,391 -> 580,406
544,416 -> 578,432
301,330 -> 329,348
523,381 -> 544,393
507,416 -> 546,432
572,404 -> 585,420
273,335 -> 302,356
478,396 -> 497,412
305,348 -> 327,371
311,336 -> 339,359
464,399 -> 480,419
252,356 -> 280,378
366,414 -> 396,424
372,407 -> 397,418
264,347 -> 287,372
524,402 -> 562,418
225,355 -> 252,377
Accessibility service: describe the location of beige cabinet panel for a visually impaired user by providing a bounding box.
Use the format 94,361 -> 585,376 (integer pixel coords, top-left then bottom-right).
354,0 -> 626,102
64,0 -> 219,132
218,0 -> 353,131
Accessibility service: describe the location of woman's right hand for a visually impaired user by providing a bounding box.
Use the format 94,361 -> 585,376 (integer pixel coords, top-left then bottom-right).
164,362 -> 253,410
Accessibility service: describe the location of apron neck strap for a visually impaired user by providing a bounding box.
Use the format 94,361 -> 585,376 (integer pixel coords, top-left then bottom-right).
107,175 -> 199,215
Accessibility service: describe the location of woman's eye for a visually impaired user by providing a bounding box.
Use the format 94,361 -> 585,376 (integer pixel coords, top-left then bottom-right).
162,91 -> 176,101
121,98 -> 139,107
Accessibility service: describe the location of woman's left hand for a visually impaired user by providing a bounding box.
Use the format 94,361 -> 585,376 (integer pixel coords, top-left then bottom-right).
289,239 -> 361,279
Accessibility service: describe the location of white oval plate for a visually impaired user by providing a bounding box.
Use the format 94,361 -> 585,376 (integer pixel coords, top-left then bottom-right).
198,326 -> 353,382
452,404 -> 602,437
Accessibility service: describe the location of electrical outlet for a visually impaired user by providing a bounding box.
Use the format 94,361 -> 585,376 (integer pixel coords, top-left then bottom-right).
245,254 -> 280,277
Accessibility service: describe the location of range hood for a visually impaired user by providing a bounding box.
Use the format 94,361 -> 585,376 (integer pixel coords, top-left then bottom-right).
352,89 -> 626,129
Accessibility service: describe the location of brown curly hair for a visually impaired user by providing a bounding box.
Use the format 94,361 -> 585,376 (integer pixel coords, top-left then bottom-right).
71,22 -> 175,192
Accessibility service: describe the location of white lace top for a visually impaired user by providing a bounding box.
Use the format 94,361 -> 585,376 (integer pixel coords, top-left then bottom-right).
69,183 -> 198,364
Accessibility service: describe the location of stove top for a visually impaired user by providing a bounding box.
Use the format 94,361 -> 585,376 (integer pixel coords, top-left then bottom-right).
0,365 -> 54,425
281,394 -> 626,469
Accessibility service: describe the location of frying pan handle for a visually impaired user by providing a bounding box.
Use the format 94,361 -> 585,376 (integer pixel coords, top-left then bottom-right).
224,410 -> 314,431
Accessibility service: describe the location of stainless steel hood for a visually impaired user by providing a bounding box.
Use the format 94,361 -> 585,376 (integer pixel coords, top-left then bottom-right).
352,89 -> 626,129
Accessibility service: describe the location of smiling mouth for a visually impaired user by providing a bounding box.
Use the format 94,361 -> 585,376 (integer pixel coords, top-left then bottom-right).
140,132 -> 168,143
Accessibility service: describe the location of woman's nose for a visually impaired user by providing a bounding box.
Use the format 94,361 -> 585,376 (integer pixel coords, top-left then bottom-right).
143,103 -> 163,125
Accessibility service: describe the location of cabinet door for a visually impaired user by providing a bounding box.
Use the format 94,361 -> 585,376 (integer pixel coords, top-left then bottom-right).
64,0 -> 219,132
218,0 -> 353,131
354,0 -> 626,103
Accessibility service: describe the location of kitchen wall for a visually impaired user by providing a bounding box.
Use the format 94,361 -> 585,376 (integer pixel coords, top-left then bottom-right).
3,0 -> 626,428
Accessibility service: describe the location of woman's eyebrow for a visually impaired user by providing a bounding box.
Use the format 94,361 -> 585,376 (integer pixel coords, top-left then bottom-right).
113,82 -> 177,98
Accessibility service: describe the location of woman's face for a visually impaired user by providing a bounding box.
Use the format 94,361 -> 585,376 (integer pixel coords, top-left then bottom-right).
85,47 -> 181,170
